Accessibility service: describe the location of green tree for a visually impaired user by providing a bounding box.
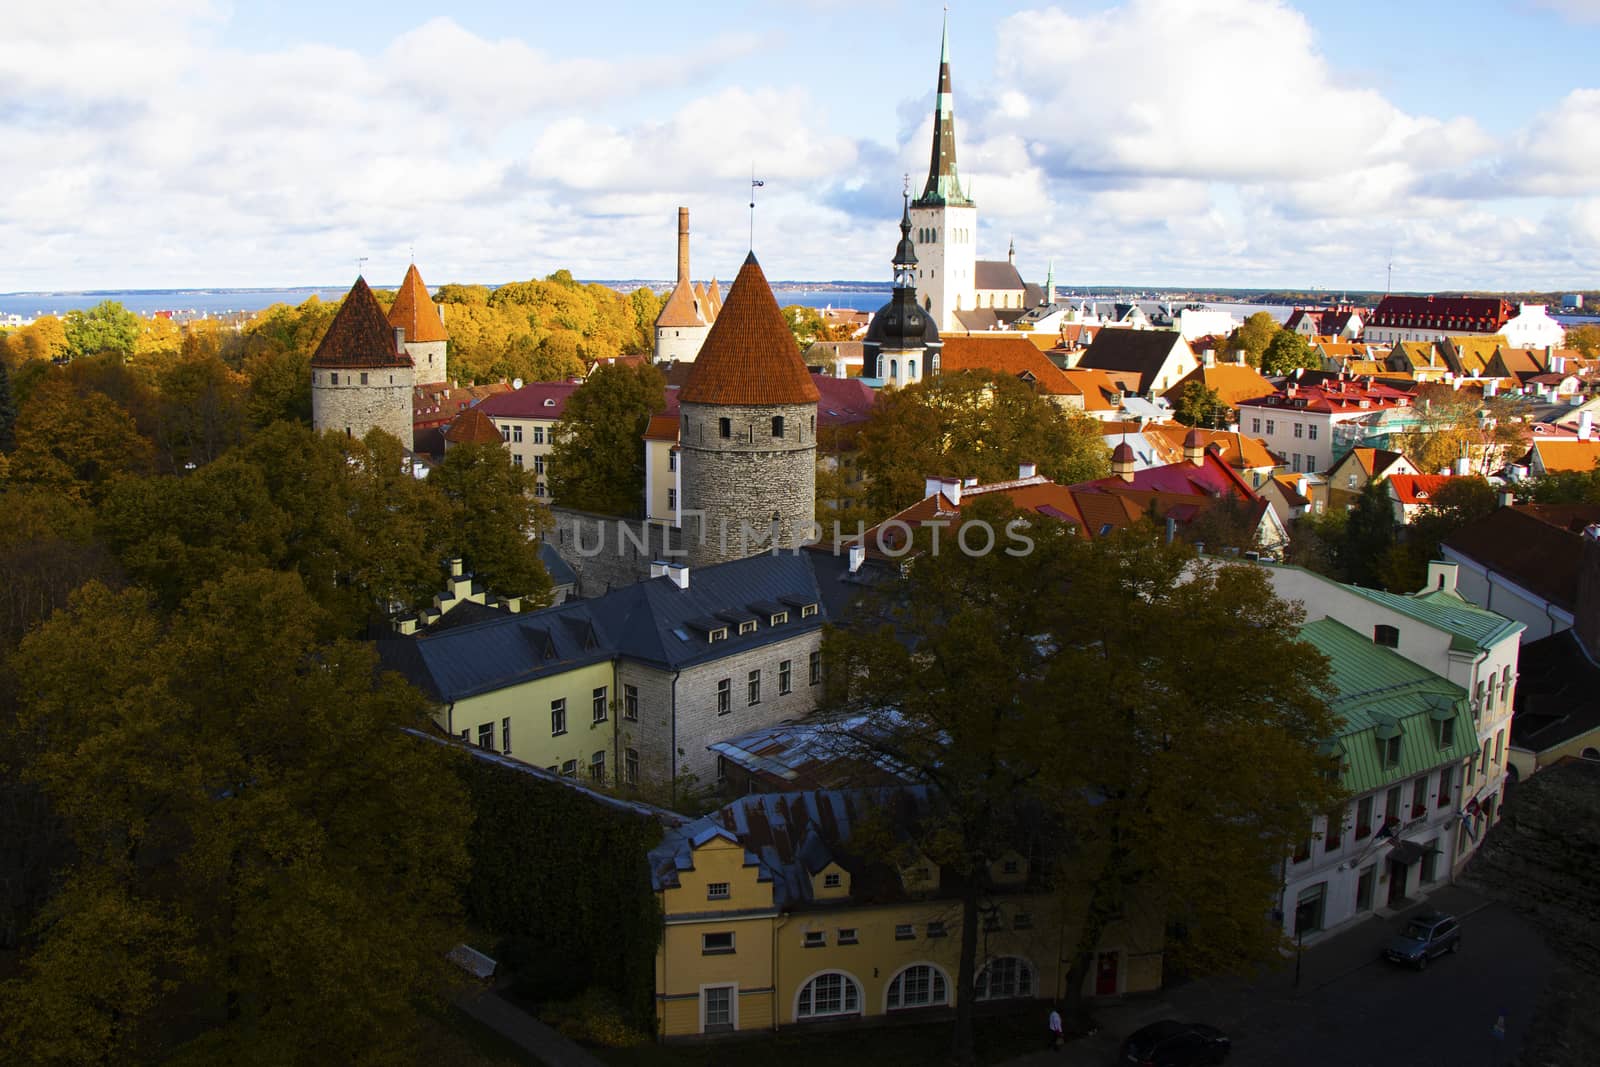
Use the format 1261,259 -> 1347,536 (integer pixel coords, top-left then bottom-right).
1260,329 -> 1317,376
855,370 -> 1110,516
1341,477 -> 1397,588
63,300 -> 141,360
824,509 -> 1340,1062
0,571 -> 472,1065
547,361 -> 667,516
153,352 -> 249,470
1227,311 -> 1279,366
1520,467 -> 1600,504
10,377 -> 154,502
1172,380 -> 1228,428
430,441 -> 553,604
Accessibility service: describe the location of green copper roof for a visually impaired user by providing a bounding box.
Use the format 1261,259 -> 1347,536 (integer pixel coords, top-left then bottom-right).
915,13 -> 973,209
1344,585 -> 1525,653
1300,618 -> 1478,795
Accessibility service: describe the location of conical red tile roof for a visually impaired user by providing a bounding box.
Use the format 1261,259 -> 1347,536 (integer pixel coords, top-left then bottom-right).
680,254 -> 819,406
311,277 -> 411,368
388,263 -> 449,343
443,405 -> 502,445
656,277 -> 705,328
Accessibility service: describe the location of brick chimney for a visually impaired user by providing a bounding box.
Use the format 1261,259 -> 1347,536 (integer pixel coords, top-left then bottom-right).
677,207 -> 691,285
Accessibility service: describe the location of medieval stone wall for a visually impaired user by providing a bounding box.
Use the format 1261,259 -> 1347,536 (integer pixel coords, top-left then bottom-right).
405,339 -> 448,386
311,366 -> 415,450
680,400 -> 816,567
546,510 -> 681,599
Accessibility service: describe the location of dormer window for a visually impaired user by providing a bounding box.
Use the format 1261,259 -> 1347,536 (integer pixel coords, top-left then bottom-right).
1377,731 -> 1401,768
824,872 -> 841,889
770,612 -> 789,626
739,620 -> 757,636
708,627 -> 728,643
800,604 -> 818,619
543,398 -> 556,407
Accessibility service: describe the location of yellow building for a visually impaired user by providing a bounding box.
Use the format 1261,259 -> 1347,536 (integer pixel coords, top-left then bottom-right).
647,789 -> 1163,1038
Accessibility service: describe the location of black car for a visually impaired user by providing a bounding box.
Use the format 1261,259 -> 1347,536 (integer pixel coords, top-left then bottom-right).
1121,1020 -> 1231,1066
1384,911 -> 1461,969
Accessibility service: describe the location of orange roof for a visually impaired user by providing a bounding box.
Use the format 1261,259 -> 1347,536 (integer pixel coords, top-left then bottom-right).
1388,473 -> 1456,506
1532,439 -> 1600,473
1163,363 -> 1275,407
443,406 -> 502,445
1058,367 -> 1129,410
655,278 -> 706,329
940,335 -> 1078,395
679,254 -> 819,406
1142,424 -> 1277,471
643,413 -> 680,442
311,277 -> 411,369
387,264 -> 448,343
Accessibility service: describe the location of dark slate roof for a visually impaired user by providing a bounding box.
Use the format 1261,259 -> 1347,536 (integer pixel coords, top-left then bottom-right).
1076,327 -> 1187,394
539,541 -> 577,587
1442,505 -> 1600,612
1510,629 -> 1600,754
648,788 -> 937,908
377,552 -> 828,702
974,260 -> 1025,292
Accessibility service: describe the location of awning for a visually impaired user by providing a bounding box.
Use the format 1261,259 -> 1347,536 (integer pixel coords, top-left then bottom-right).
1388,840 -> 1425,865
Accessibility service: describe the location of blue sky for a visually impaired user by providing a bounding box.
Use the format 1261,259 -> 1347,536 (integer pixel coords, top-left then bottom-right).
5,0 -> 1600,291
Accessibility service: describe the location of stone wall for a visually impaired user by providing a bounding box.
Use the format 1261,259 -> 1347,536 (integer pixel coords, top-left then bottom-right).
312,366 -> 415,450
405,339 -> 448,386
680,400 -> 816,567
546,509 -> 682,598
674,630 -> 824,784
614,662 -> 677,788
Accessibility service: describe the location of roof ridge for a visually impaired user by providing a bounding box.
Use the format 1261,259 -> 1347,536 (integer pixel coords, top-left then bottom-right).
679,255 -> 820,406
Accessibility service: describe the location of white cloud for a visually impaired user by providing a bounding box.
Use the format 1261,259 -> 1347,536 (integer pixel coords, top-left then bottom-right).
1525,0 -> 1600,22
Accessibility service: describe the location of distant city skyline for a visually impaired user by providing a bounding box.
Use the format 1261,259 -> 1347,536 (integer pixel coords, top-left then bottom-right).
6,0 -> 1600,293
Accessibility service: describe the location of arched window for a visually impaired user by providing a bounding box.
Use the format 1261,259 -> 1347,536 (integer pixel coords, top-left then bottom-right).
796,971 -> 861,1019
908,358 -> 918,379
890,359 -> 898,380
772,415 -> 785,438
975,956 -> 1035,1000
885,964 -> 949,1010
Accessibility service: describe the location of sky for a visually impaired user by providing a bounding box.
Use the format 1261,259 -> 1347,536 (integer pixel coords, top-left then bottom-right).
6,0 -> 1600,293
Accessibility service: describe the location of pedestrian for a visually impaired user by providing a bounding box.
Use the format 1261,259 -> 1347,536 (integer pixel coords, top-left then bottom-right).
1048,1003 -> 1064,1051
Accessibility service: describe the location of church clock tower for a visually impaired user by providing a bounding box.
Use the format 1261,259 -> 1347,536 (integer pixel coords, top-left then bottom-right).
908,13 -> 977,334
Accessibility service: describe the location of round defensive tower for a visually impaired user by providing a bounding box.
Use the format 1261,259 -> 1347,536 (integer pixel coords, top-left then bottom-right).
310,276 -> 415,449
388,263 -> 449,387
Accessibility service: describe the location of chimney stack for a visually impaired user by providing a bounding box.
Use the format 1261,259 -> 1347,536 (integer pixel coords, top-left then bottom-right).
847,542 -> 865,574
1425,561 -> 1459,593
665,563 -> 690,590
394,326 -> 406,353
677,207 -> 691,284
1580,410 -> 1593,441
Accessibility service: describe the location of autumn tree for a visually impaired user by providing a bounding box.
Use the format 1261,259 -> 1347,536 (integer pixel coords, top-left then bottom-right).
63,300 -> 141,360
8,377 -> 154,502
0,571 -> 472,1065
1260,329 -> 1317,376
1393,384 -> 1527,477
0,357 -> 16,452
1565,323 -> 1600,358
1172,380 -> 1228,428
823,508 -> 1340,1063
854,370 -> 1110,516
1520,466 -> 1600,504
547,360 -> 667,515
430,440 -> 553,604
1227,311 -> 1279,366
0,315 -> 68,367
152,352 -> 249,470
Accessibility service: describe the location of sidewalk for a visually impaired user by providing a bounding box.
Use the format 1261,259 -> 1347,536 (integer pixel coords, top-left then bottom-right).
454,980 -> 607,1067
1003,883 -> 1489,1066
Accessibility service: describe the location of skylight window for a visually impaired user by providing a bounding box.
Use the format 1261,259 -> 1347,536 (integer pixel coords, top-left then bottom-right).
672,628 -> 690,642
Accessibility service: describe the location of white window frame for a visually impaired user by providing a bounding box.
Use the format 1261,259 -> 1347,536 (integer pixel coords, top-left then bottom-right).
700,983 -> 737,1033
975,956 -> 1036,1001
884,962 -> 952,1012
793,970 -> 862,1021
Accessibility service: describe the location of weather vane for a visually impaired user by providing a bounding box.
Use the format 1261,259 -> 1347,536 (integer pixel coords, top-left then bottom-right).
750,165 -> 765,251
357,256 -> 368,279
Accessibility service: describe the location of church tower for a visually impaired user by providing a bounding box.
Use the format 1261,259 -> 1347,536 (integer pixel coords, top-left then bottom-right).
865,193 -> 941,388
678,253 -> 819,566
908,14 -> 977,334
388,263 -> 449,386
310,277 -> 415,449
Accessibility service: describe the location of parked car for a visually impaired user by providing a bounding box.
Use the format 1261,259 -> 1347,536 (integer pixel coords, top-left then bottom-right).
1384,911 -> 1461,969
1121,1020 -> 1231,1066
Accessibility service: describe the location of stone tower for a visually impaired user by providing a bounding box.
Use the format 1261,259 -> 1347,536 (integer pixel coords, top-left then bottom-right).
908,13 -> 977,334
865,192 -> 942,389
388,263 -> 449,386
678,253 -> 819,566
310,276 -> 415,449
654,207 -> 714,362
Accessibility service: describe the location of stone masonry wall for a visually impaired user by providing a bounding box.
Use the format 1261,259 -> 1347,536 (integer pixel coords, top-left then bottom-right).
614,661 -> 677,789
673,629 -> 825,785
680,401 -> 816,567
546,510 -> 682,599
406,339 -> 448,386
312,367 -> 415,450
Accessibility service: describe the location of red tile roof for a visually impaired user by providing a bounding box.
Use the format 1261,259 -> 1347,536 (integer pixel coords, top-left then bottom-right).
1368,296 -> 1512,332
387,264 -> 449,343
813,375 -> 876,428
413,381 -> 512,429
655,277 -> 706,329
643,413 -> 679,442
443,406 -> 502,445
310,277 -> 412,368
679,254 -> 819,407
1386,473 -> 1455,506
1237,376 -> 1411,415
477,381 -> 581,420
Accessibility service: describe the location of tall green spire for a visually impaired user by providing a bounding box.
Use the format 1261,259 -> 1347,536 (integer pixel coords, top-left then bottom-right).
916,11 -> 973,208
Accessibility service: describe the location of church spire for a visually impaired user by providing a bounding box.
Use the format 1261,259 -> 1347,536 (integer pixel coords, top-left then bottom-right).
893,190 -> 918,288
915,11 -> 972,208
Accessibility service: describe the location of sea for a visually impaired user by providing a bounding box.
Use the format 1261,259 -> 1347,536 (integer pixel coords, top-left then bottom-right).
2,286 -> 1590,327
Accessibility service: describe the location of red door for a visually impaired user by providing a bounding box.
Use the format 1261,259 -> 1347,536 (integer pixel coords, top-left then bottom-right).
1095,951 -> 1119,996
